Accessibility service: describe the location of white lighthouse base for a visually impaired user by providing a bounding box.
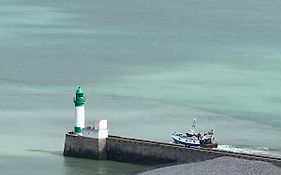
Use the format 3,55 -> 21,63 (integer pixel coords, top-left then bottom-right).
93,119 -> 107,130
82,119 -> 108,139
93,129 -> 108,139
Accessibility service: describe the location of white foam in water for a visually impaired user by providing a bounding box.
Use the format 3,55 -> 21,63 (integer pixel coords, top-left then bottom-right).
168,143 -> 280,158
217,145 -> 281,158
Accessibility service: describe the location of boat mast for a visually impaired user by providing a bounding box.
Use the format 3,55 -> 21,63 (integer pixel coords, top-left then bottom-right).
191,118 -> 196,131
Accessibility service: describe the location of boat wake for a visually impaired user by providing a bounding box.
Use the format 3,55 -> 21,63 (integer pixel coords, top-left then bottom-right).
217,145 -> 281,158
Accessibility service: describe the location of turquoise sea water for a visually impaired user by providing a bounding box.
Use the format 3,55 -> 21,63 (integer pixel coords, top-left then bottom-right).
1,0 -> 281,174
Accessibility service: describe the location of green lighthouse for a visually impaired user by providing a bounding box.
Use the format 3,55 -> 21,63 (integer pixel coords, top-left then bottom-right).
73,86 -> 86,135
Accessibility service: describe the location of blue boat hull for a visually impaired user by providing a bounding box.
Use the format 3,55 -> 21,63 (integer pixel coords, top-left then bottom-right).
172,138 -> 200,147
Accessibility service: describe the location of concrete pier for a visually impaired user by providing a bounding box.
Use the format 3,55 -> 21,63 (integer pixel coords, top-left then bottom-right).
63,133 -> 281,167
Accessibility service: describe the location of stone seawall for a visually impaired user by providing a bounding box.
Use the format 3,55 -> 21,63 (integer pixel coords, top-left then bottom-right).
107,136 -> 281,167
63,133 -> 281,167
107,136 -> 219,165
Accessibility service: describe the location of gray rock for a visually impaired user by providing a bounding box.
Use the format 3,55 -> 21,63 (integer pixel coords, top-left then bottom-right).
137,157 -> 281,175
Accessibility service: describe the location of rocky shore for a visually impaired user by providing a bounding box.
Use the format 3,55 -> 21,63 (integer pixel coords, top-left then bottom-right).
137,156 -> 281,175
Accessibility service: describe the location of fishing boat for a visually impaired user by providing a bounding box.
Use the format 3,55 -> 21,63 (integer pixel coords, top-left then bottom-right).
171,119 -> 218,148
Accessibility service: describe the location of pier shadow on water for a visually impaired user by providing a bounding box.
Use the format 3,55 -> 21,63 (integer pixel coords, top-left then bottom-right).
63,157 -> 151,175
26,149 -> 150,175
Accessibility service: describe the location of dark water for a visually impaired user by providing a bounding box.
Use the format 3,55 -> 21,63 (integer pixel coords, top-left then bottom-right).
1,0 -> 281,174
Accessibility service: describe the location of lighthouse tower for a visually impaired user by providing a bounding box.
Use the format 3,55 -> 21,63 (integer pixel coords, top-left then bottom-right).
73,86 -> 85,135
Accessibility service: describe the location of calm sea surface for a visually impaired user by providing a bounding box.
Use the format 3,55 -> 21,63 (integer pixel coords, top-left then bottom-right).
1,0 -> 281,174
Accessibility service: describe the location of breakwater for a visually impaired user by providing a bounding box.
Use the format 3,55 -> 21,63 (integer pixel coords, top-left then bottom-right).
64,133 -> 281,167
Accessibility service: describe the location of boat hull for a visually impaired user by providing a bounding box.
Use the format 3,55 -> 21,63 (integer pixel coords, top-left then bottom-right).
172,136 -> 200,147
